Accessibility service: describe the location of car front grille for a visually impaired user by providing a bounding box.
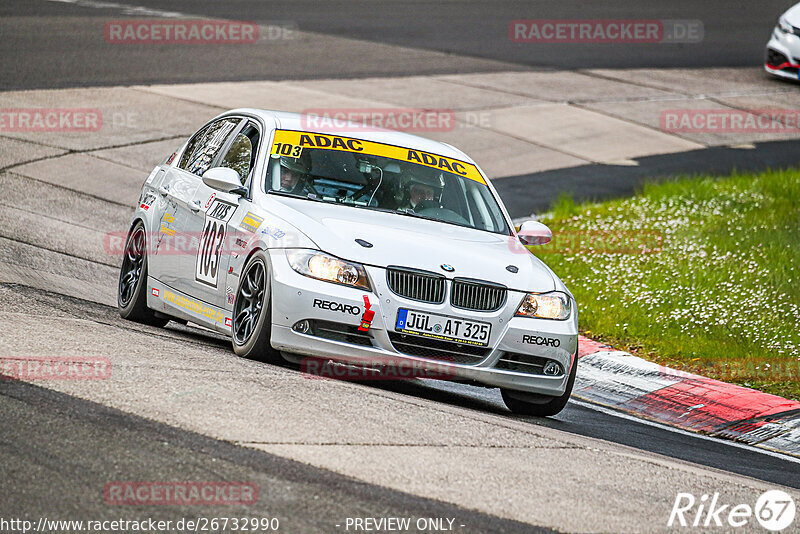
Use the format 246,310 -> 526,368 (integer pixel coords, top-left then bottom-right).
451,278 -> 506,312
308,320 -> 373,347
386,267 -> 446,304
388,332 -> 490,365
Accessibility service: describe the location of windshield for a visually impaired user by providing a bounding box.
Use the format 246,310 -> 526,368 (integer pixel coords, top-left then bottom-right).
265,130 -> 510,235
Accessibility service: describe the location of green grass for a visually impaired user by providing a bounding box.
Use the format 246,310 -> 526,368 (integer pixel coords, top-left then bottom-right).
534,169 -> 800,400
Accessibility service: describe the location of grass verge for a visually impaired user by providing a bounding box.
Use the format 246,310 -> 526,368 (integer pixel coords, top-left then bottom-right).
534,169 -> 800,400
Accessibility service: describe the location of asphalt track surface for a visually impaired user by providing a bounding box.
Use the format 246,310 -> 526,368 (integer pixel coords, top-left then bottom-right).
0,377 -> 546,533
2,0 -> 800,531
0,0 -> 793,90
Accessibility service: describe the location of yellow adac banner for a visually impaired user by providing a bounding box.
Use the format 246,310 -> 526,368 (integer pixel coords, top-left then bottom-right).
271,130 -> 485,184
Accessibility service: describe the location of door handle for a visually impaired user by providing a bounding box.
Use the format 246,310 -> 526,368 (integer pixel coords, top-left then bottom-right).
158,184 -> 170,196
189,200 -> 202,212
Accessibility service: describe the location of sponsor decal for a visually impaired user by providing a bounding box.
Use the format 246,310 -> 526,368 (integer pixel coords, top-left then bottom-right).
235,238 -> 248,249
151,288 -> 159,297
103,481 -> 258,506
312,298 -> 361,315
226,286 -> 235,305
260,226 -> 286,239
204,192 -> 216,208
270,130 -> 485,184
163,290 -> 224,323
165,152 -> 176,165
206,199 -> 237,222
240,212 -> 263,233
522,335 -> 561,347
224,317 -> 232,328
160,212 -> 176,236
195,199 -> 238,288
358,295 -> 375,332
139,192 -> 156,211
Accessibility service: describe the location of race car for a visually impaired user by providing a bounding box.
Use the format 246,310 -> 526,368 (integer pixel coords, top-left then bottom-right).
118,109 -> 578,416
765,2 -> 800,80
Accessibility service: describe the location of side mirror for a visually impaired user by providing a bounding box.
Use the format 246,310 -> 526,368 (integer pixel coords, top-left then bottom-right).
517,220 -> 552,246
202,167 -> 246,195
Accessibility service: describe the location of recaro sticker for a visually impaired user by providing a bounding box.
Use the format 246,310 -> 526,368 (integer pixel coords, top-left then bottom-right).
271,130 -> 485,184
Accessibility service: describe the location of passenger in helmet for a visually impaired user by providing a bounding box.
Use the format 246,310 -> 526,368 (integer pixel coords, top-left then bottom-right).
401,172 -> 443,211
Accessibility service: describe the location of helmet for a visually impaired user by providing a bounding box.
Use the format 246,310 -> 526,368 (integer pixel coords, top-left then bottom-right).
406,171 -> 444,191
279,150 -> 311,174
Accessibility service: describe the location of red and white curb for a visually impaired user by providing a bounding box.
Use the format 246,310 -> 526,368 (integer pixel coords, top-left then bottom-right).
574,336 -> 800,458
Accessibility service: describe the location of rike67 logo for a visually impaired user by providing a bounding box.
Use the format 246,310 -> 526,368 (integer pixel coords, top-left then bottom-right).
669,490 -> 796,531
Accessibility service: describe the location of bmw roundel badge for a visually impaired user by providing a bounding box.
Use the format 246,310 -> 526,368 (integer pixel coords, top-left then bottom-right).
440,264 -> 455,272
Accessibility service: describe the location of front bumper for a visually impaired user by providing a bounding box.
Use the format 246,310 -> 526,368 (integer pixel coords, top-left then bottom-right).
268,249 -> 578,397
765,31 -> 800,80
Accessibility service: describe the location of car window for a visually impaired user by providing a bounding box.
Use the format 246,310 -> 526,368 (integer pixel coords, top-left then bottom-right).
178,118 -> 240,177
219,122 -> 260,184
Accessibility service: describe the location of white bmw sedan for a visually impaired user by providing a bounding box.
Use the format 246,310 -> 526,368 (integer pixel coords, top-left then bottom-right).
118,109 -> 578,416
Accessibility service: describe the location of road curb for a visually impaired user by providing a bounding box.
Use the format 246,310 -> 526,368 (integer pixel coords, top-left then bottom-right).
574,335 -> 800,458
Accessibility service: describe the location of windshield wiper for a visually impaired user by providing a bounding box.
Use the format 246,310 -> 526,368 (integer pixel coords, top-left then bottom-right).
394,208 -> 441,223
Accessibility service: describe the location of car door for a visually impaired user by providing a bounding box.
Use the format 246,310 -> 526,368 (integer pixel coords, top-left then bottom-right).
184,119 -> 262,308
152,116 -> 242,292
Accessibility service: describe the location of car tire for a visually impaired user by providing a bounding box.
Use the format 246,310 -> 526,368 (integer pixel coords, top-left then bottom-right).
501,348 -> 578,417
118,221 -> 168,327
232,251 -> 281,363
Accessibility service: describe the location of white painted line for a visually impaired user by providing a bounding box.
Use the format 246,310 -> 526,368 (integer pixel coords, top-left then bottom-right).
571,398 -> 800,465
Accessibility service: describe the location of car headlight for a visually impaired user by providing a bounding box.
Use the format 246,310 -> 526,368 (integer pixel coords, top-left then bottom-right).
779,17 -> 795,35
286,249 -> 371,290
515,291 -> 571,320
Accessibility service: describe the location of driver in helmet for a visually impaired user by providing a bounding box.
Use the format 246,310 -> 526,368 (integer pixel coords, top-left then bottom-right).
278,152 -> 312,194
401,173 -> 443,211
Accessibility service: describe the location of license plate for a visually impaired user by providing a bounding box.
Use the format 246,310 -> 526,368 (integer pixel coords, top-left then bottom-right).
395,309 -> 491,347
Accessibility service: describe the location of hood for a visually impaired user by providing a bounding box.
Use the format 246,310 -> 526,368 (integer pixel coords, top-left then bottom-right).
784,4 -> 800,25
266,196 -> 556,292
